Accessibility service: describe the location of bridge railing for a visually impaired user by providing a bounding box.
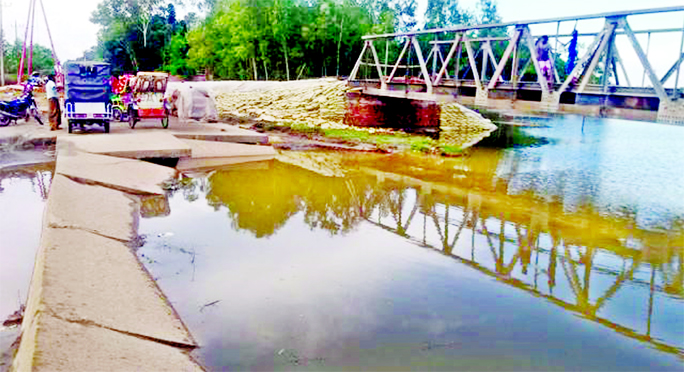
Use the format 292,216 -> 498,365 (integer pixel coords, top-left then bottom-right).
348,6 -> 684,122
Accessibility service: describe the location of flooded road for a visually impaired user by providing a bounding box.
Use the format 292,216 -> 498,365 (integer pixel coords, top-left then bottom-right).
0,164 -> 53,370
138,116 -> 684,370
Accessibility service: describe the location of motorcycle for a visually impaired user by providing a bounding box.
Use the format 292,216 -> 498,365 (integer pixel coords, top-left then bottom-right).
0,84 -> 44,127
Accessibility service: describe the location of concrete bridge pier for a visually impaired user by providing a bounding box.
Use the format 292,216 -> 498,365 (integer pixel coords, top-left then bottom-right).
541,92 -> 560,113
657,100 -> 684,124
474,88 -> 489,107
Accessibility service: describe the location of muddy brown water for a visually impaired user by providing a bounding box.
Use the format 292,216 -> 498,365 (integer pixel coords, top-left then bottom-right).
136,116 -> 683,370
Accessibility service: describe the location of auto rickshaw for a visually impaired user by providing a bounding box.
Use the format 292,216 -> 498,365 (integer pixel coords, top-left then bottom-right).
127,72 -> 169,129
63,61 -> 113,133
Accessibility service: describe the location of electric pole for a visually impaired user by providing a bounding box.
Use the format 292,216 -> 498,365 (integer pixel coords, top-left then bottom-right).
0,1 -> 5,86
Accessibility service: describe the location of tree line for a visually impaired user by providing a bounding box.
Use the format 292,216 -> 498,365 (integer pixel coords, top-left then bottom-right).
1,0 -> 508,82
82,0 -> 509,80
1,41 -> 55,83
2,0 -> 586,84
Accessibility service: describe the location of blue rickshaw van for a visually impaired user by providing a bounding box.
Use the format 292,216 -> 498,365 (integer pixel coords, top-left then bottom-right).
64,61 -> 113,133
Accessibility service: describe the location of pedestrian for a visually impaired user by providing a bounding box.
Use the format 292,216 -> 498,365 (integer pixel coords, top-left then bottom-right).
535,35 -> 554,90
46,74 -> 61,131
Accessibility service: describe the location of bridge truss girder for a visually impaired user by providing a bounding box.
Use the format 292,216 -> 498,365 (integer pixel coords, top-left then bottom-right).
349,7 -> 684,123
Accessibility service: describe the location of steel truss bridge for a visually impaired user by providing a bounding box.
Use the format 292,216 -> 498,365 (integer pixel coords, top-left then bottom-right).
348,6 -> 684,124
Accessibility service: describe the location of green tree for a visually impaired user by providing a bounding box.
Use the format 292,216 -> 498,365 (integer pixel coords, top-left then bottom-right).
163,27 -> 195,76
476,0 -> 504,37
91,0 -> 178,74
187,0 -> 378,80
3,40 -> 55,77
424,0 -> 471,30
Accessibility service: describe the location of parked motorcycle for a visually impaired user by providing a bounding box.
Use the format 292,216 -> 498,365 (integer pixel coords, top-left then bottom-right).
0,84 -> 44,127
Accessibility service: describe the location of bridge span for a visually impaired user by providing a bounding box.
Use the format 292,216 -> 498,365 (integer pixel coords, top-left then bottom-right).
348,6 -> 684,124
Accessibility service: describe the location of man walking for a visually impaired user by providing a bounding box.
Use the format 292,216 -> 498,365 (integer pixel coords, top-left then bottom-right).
535,36 -> 554,90
46,74 -> 61,131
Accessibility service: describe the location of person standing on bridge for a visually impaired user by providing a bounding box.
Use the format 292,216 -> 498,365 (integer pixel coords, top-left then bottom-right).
46,74 -> 61,131
535,36 -> 554,90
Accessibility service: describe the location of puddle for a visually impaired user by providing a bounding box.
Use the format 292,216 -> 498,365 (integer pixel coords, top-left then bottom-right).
0,162 -> 54,370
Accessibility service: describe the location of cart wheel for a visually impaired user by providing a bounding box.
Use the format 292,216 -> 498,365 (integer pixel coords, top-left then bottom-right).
113,107 -> 123,122
68,120 -> 73,134
128,108 -> 137,129
161,115 -> 169,129
104,121 -> 110,133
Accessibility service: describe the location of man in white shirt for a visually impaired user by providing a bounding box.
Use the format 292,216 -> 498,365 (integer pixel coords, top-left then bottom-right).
46,74 -> 61,131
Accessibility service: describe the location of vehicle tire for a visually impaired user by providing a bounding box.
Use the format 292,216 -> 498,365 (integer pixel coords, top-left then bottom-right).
0,115 -> 10,127
128,108 -> 137,129
104,121 -> 110,134
68,120 -> 73,134
161,115 -> 169,129
113,107 -> 122,122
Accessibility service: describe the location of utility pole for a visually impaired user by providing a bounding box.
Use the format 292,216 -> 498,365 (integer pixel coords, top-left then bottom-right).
0,0 -> 4,86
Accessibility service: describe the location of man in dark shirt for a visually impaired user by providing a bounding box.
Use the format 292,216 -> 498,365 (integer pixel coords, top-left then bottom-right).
535,36 -> 554,90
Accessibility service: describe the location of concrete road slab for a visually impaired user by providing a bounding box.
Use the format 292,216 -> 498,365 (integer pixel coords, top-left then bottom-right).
13,313 -> 201,372
56,151 -> 177,195
177,139 -> 276,171
0,122 -> 53,146
173,123 -> 268,144
28,227 -> 196,348
46,175 -> 139,242
1,117 -> 269,148
57,133 -> 191,160
177,156 -> 275,171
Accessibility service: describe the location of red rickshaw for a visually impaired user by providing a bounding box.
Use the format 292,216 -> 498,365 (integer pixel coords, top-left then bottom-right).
127,72 -> 170,129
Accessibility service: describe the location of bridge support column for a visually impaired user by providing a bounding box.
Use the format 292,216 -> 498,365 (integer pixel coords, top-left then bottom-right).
540,92 -> 560,113
657,100 -> 684,124
474,88 -> 488,107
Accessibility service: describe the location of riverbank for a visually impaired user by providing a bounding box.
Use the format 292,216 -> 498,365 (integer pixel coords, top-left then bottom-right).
172,79 -> 498,155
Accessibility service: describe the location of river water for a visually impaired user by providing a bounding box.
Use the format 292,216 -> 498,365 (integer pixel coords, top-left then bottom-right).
134,116 -> 683,370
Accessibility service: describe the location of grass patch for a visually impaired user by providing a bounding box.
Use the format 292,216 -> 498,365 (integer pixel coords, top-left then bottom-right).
290,122 -> 324,135
437,144 -> 463,155
324,128 -> 439,153
255,121 -> 465,156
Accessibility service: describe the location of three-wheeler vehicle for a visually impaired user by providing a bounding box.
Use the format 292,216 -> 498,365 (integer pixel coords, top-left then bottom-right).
63,61 -> 113,133
127,72 -> 170,129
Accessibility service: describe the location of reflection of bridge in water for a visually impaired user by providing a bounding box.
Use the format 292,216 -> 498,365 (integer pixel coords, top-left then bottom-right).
357,167 -> 683,356
349,6 -> 684,124
202,155 -> 683,357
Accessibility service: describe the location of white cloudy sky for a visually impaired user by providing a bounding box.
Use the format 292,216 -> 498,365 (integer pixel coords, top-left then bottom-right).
3,0 -> 683,85
0,0 -> 201,62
